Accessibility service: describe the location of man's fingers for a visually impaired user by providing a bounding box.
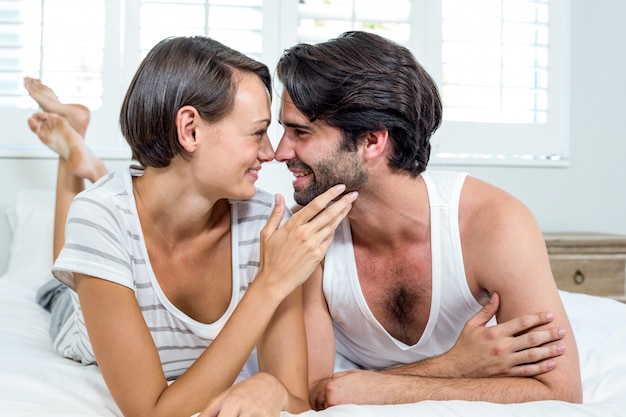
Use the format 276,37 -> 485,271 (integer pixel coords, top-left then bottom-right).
501,311 -> 556,337
509,359 -> 558,377
512,327 -> 566,352
467,292 -> 500,328
508,342 -> 565,376
518,342 -> 565,363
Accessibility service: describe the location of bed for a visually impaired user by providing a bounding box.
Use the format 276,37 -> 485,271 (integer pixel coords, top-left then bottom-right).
2,189 -> 626,417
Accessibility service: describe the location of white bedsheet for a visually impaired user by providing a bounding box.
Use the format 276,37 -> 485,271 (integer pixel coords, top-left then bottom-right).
1,270 -> 626,417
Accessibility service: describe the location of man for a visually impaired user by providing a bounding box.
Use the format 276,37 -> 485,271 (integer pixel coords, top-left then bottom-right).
274,31 -> 582,408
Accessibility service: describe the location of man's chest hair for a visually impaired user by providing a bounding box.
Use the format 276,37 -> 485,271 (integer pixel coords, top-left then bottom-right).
356,256 -> 432,345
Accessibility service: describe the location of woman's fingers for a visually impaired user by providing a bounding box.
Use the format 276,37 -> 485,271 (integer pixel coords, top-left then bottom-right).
312,191 -> 358,229
257,185 -> 358,294
299,189 -> 358,234
293,184 -> 347,224
260,194 -> 286,238
280,184 -> 357,250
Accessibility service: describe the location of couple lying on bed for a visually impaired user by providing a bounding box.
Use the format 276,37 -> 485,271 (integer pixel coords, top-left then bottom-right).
26,32 -> 582,417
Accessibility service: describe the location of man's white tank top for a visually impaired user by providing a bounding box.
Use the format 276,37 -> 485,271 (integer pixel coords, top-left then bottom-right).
323,170 -> 487,370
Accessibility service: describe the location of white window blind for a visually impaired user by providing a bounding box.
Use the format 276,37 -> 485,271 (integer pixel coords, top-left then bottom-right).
297,0 -> 411,45
0,0 -> 569,165
0,0 -> 266,158
433,0 -> 570,163
0,0 -> 118,156
296,0 -> 570,165
441,0 -> 549,124
1,0 -> 105,108
138,0 -> 263,59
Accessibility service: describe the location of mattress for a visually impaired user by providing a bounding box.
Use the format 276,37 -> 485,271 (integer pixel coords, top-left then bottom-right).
2,190 -> 625,417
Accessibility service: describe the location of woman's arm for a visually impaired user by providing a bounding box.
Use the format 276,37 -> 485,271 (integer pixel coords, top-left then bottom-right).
200,286 -> 312,416
77,269 -> 301,417
78,186 -> 357,417
256,285 -> 310,412
302,265 -> 337,410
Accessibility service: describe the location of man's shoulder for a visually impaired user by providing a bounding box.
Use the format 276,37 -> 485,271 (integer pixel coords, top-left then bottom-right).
459,176 -> 535,241
460,176 -> 524,211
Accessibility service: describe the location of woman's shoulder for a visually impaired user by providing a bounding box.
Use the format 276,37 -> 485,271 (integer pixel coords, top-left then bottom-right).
78,166 -> 134,200
229,188 -> 294,232
69,166 -> 136,221
232,188 -> 276,212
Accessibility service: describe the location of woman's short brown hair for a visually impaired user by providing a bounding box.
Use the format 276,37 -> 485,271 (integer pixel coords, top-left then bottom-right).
120,36 -> 271,168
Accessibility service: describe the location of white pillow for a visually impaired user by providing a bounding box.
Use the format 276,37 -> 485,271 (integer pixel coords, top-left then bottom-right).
5,189 -> 55,286
0,206 -> 15,275
5,203 -> 17,233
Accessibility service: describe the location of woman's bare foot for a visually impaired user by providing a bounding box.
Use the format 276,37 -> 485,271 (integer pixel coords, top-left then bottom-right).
28,112 -> 107,183
24,77 -> 91,137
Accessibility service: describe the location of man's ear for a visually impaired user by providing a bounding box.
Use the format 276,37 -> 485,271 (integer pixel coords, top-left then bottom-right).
362,130 -> 389,161
176,105 -> 199,153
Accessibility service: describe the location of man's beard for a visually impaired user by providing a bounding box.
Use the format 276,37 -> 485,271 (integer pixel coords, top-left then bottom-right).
291,150 -> 368,206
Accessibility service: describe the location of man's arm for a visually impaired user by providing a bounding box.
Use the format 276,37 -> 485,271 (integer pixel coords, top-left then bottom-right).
322,368 -> 571,406
381,292 -> 566,379
459,178 -> 582,403
312,179 -> 582,408
316,294 -> 570,408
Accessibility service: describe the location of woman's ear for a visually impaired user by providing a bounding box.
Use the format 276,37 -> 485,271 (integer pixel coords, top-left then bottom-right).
362,130 -> 389,161
176,105 -> 199,153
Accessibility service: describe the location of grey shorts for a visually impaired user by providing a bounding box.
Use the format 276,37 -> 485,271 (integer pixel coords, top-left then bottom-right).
36,278 -> 73,340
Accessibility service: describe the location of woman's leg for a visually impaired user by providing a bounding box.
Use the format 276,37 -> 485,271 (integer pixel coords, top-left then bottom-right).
27,112 -> 107,259
24,77 -> 90,137
25,79 -> 108,338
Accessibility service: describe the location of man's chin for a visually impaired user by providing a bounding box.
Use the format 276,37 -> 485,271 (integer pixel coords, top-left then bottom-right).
294,195 -> 311,207
293,189 -> 315,206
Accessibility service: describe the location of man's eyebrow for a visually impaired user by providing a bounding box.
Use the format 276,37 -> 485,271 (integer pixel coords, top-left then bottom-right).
278,119 -> 312,130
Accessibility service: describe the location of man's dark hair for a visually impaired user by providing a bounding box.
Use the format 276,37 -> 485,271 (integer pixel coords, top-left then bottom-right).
276,31 -> 442,175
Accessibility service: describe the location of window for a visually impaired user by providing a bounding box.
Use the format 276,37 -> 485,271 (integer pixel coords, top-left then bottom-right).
434,0 -> 570,164
297,0 -> 411,45
0,0 -> 266,158
138,1 -> 264,59
295,0 -> 571,165
1,0 -> 105,107
0,0 -> 570,165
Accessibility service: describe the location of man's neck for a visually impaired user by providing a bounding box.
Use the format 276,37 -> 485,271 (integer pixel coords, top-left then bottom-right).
348,172 -> 431,249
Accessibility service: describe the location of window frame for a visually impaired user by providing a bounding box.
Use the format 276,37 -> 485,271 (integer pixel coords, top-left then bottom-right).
427,0 -> 571,167
0,0 -> 571,167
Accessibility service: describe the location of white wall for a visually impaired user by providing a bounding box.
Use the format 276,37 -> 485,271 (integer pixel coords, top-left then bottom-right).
1,0 -> 624,235
438,0 -> 626,235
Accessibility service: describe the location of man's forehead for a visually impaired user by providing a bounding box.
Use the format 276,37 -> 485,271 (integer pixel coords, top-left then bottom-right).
277,88 -> 334,132
278,94 -> 310,127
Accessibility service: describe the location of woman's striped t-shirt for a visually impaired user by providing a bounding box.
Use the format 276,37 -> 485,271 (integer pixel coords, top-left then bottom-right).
52,165 -> 281,381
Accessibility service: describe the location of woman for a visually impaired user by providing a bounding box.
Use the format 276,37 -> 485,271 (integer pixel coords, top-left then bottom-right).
27,36 -> 357,417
